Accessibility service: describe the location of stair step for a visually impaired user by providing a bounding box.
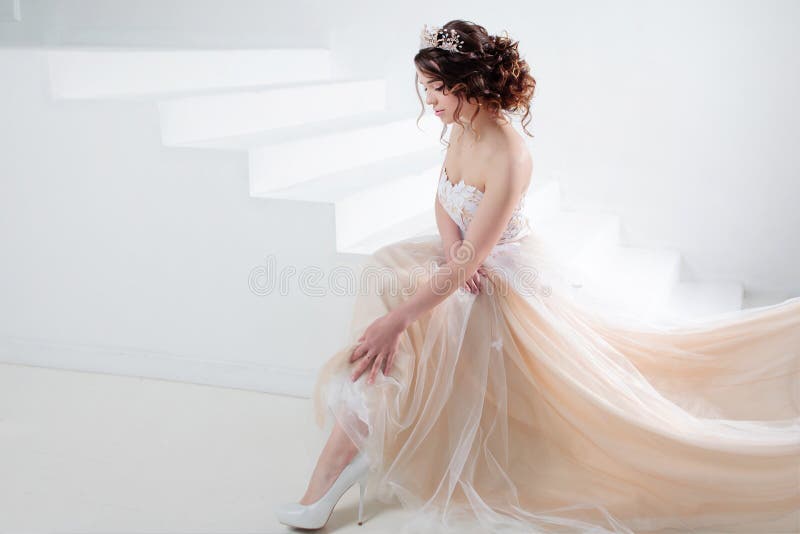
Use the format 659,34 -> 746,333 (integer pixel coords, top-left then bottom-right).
332,170 -> 437,251
338,209 -> 439,260
158,78 -> 387,145
534,209 -> 621,269
570,245 -> 682,315
258,150 -> 440,201
247,114 -> 444,192
253,153 -> 442,252
173,109 -> 436,150
47,47 -> 332,99
742,290 -> 793,309
652,280 -> 744,322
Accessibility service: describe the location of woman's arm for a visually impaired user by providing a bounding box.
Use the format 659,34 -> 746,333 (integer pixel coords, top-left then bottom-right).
435,193 -> 463,262
348,154 -> 527,383
392,157 -> 527,328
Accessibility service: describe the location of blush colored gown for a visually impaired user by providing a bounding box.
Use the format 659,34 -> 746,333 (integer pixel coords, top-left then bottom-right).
310,162 -> 800,534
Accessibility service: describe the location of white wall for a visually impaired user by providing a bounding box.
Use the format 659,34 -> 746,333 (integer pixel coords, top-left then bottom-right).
0,0 -> 798,395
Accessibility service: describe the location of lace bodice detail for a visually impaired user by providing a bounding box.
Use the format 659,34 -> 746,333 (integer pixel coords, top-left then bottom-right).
437,165 -> 532,245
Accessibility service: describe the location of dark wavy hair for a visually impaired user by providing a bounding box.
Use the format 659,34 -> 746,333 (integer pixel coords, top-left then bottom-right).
414,19 -> 536,145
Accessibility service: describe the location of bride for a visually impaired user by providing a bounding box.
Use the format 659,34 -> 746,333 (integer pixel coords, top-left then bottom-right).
275,20 -> 800,533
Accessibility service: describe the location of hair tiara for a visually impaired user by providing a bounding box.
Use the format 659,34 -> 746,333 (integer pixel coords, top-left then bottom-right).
419,24 -> 466,54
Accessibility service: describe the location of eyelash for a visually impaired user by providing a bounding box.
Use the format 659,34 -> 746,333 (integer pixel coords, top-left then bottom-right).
424,86 -> 444,92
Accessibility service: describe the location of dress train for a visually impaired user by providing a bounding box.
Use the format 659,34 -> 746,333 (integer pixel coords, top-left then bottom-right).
309,165 -> 799,533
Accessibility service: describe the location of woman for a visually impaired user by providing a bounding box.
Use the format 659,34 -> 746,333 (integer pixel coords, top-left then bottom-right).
275,20 -> 800,533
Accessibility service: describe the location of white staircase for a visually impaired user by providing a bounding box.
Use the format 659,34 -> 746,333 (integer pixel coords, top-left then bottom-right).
45,47 -> 745,323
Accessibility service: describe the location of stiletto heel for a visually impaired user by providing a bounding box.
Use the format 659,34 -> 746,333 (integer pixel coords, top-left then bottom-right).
274,449 -> 371,530
358,478 -> 367,525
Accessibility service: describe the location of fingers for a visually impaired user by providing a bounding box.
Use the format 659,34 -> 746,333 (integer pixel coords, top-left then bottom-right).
464,273 -> 482,294
455,264 -> 487,295
350,336 -> 369,363
351,352 -> 372,381
384,351 -> 395,376
349,344 -> 363,363
368,352 -> 386,384
351,351 -> 392,384
349,330 -> 367,362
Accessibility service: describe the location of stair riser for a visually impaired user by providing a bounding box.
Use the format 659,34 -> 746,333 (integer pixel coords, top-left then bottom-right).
335,170 -> 437,251
159,80 -> 387,145
249,119 -> 437,193
581,255 -> 682,313
555,219 -> 621,267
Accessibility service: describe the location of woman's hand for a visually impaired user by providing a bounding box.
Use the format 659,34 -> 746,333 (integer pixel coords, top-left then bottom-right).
349,311 -> 409,384
464,265 -> 488,294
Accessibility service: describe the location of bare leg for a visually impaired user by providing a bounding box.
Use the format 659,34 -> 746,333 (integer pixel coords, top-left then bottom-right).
300,418 -> 367,504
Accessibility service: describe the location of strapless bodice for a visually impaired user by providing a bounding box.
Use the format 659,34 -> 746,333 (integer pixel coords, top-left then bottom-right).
436,165 -> 532,245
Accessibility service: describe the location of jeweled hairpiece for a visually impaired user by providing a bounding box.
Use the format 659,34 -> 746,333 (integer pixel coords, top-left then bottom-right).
419,24 -> 466,54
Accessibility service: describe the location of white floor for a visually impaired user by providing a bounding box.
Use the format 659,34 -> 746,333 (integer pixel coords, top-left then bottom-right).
0,362 -> 409,533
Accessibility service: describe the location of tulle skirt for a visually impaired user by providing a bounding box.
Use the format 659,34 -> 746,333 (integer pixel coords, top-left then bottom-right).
311,230 -> 800,534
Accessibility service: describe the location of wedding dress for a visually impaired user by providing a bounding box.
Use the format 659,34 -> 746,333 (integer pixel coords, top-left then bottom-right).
310,162 -> 800,534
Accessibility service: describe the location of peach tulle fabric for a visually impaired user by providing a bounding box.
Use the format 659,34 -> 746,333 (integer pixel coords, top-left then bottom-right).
311,169 -> 800,533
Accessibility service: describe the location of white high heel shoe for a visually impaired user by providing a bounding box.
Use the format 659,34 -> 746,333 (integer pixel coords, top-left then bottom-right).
274,449 -> 371,529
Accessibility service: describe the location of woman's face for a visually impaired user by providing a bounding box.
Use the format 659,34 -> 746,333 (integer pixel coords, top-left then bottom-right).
416,68 -> 462,124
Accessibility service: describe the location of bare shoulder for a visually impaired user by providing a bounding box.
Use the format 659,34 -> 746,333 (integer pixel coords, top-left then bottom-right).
483,130 -> 532,195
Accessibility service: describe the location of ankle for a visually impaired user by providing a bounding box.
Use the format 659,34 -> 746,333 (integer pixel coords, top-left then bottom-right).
327,447 -> 358,474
